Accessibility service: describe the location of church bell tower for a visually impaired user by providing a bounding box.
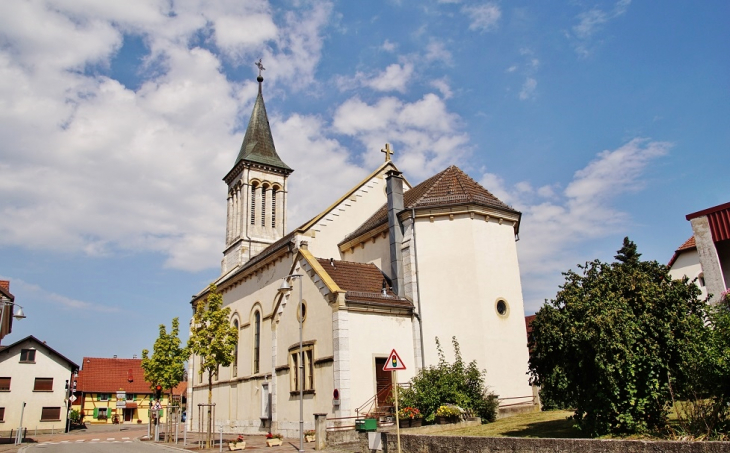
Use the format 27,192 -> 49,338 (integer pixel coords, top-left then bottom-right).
221,61 -> 293,274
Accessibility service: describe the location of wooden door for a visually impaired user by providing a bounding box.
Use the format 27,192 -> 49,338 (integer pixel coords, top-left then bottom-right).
375,358 -> 392,407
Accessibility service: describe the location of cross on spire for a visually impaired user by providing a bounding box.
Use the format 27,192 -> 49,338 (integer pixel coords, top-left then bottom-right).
255,59 -> 265,78
381,143 -> 393,162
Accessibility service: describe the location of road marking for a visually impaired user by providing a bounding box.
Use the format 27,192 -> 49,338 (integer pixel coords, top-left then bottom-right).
92,438 -> 100,441
122,436 -> 130,439
107,437 -> 115,440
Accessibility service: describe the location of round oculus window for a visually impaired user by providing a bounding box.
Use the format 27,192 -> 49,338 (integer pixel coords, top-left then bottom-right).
495,299 -> 509,317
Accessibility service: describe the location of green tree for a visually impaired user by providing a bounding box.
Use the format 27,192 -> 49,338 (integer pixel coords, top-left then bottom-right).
141,317 -> 186,442
141,317 -> 186,397
187,284 -> 238,446
399,337 -> 498,423
528,238 -> 707,436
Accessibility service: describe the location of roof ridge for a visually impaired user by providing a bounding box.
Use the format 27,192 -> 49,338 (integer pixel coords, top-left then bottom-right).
409,166 -> 452,207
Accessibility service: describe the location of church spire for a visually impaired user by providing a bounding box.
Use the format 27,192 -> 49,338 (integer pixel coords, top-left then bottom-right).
234,60 -> 292,171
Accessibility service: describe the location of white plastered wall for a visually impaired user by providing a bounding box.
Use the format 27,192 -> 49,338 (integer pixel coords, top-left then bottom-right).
347,310 -> 416,411
668,249 -> 708,300
414,213 -> 532,401
306,174 -> 390,260
0,339 -> 74,433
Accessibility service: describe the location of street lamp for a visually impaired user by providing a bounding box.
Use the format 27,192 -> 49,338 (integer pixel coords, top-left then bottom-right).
278,274 -> 304,453
0,300 -> 26,338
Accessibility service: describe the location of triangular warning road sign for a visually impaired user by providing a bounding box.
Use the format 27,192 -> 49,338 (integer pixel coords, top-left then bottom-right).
383,349 -> 406,371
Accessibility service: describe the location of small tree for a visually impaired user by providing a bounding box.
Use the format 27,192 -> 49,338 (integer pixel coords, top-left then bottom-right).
528,238 -> 707,436
187,284 -> 237,447
141,317 -> 186,442
399,337 -> 498,423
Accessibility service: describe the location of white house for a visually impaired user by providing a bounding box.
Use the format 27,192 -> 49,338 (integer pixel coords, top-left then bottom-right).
187,73 -> 533,437
668,201 -> 730,303
0,335 -> 78,435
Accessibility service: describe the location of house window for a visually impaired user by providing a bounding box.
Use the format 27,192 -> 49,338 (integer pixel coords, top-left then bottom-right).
250,184 -> 257,225
0,377 -> 9,391
20,349 -> 36,363
271,188 -> 277,228
495,299 -> 510,318
41,407 -> 61,421
253,311 -> 261,374
94,407 -> 108,420
33,378 -> 53,392
0,407 -> 5,422
289,346 -> 315,393
126,394 -> 135,401
232,319 -> 239,377
261,186 -> 267,227
98,393 -> 110,401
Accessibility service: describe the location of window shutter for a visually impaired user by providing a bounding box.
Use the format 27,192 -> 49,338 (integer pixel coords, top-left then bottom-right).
97,394 -> 100,401
93,408 -> 98,419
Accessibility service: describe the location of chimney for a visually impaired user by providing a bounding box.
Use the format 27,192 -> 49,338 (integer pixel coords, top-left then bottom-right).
386,170 -> 405,297
0,281 -> 9,292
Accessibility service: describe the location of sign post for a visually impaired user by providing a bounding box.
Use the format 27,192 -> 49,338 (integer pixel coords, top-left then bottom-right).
383,349 -> 406,453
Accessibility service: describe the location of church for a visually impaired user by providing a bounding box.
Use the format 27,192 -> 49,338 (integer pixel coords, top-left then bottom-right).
186,72 -> 533,436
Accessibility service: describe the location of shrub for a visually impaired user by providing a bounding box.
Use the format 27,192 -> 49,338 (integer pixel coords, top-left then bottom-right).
399,337 -> 498,423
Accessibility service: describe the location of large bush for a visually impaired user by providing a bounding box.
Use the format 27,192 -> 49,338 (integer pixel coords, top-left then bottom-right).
399,337 -> 498,423
528,238 -> 708,436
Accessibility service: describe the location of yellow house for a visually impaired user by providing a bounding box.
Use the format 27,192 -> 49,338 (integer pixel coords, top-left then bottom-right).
72,357 -> 178,425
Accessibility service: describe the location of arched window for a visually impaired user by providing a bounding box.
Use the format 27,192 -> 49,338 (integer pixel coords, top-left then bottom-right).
232,319 -> 239,377
253,311 -> 261,374
261,186 -> 267,227
271,187 -> 277,228
250,184 -> 257,225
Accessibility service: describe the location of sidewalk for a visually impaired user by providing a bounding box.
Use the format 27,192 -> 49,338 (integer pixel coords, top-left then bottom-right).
0,426 -> 362,453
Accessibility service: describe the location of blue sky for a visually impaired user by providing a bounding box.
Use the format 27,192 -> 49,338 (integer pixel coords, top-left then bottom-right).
1,0 -> 728,364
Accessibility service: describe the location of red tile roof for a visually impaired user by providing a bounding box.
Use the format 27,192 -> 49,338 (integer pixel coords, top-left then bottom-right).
341,165 -> 518,246
316,258 -> 412,308
76,358 -> 153,394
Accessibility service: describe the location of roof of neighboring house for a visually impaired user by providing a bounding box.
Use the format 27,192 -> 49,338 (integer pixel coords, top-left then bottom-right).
0,335 -> 78,370
686,201 -> 730,243
668,236 -> 696,268
341,165 -> 519,246
315,258 -> 412,308
525,315 -> 536,342
0,280 -> 14,302
76,357 -> 153,393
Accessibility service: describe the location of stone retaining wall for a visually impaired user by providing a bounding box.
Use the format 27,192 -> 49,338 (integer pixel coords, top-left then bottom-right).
359,432 -> 730,453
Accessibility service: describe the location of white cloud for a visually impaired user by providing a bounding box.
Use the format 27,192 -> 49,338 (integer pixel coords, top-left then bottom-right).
367,63 -> 414,93
479,138 -> 670,312
429,78 -> 453,99
335,62 -> 414,94
382,39 -> 397,52
333,94 -> 469,178
0,1 -> 333,272
571,0 -> 632,56
425,40 -> 452,64
462,3 -> 501,32
519,77 -> 537,100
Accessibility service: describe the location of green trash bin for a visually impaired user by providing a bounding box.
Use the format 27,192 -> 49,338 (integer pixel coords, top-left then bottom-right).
355,418 -> 378,432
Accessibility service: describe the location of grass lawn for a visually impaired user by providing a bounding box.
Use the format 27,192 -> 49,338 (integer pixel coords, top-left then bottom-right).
439,410 -> 587,438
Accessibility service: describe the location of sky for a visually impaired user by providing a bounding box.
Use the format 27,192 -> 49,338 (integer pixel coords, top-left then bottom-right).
1,0 -> 728,365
